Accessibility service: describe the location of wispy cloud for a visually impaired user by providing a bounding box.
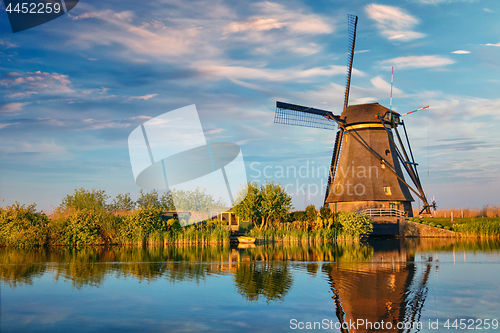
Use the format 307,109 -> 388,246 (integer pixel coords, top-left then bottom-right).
483,8 -> 493,13
451,50 -> 470,54
0,140 -> 67,155
0,102 -> 31,115
365,4 -> 425,41
485,42 -> 500,47
128,93 -> 158,101
204,128 -> 225,135
0,71 -> 73,97
226,2 -> 332,35
0,39 -> 18,48
379,55 -> 455,70
196,63 -> 364,82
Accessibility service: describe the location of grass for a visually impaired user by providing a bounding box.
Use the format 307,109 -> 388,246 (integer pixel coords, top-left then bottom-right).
413,205 -> 500,218
409,216 -> 500,237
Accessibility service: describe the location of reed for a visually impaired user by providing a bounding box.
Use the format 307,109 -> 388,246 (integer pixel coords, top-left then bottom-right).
413,205 -> 500,218
452,219 -> 500,237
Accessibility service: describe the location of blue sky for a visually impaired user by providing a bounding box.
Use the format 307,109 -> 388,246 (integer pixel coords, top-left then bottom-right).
1,0 -> 499,211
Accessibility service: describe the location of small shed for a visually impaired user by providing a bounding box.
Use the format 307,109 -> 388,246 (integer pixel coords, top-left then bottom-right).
207,207 -> 251,232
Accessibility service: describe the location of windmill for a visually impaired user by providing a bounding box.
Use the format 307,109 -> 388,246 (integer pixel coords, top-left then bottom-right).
274,14 -> 433,221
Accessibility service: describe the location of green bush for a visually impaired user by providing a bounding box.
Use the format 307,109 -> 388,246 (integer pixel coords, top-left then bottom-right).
336,211 -> 373,236
0,203 -> 49,247
117,206 -> 165,244
60,208 -> 117,246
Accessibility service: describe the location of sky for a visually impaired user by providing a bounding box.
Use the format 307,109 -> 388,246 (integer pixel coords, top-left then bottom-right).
1,0 -> 500,212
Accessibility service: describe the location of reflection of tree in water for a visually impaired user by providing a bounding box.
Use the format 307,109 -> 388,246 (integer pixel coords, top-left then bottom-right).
0,246 -> 232,288
234,262 -> 293,302
0,248 -> 48,287
1,238 -> 498,295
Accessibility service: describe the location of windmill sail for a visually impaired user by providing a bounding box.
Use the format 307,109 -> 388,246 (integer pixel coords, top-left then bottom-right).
324,14 -> 358,204
343,14 -> 358,110
274,101 -> 338,130
273,13 -> 433,222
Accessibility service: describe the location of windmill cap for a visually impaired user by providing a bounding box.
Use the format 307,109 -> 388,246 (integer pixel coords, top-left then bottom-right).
341,103 -> 400,126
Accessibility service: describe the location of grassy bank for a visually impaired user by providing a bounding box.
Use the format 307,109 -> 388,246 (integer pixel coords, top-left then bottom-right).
0,203 -> 230,248
409,216 -> 500,238
0,202 -> 373,248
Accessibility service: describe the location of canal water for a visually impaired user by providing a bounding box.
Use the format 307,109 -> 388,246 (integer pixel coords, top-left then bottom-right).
1,238 -> 499,332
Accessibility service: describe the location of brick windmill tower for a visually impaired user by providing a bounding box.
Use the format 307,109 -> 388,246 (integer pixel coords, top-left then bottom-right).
274,15 -> 432,232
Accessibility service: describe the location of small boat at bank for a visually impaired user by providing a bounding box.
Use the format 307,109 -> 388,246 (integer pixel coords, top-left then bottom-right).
237,236 -> 256,244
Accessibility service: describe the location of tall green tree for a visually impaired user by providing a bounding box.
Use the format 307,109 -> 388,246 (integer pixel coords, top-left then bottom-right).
233,182 -> 263,229
260,182 -> 293,230
171,187 -> 226,212
136,189 -> 161,208
160,191 -> 176,211
110,193 -> 136,211
61,188 -> 109,211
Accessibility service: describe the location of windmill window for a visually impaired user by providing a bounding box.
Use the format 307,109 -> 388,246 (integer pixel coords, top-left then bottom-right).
384,186 -> 392,195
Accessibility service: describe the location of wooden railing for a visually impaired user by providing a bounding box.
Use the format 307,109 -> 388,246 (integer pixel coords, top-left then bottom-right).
358,208 -> 405,218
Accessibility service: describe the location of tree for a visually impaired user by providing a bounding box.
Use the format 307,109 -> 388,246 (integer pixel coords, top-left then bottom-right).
136,189 -> 161,208
305,205 -> 318,221
233,182 -> 263,229
110,193 -> 136,211
160,191 -> 176,211
170,187 -> 226,212
320,205 -> 333,220
61,188 -> 109,211
260,182 -> 293,230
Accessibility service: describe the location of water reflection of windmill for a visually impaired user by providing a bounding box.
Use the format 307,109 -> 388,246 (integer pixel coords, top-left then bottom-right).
325,242 -> 434,333
274,15 -> 433,232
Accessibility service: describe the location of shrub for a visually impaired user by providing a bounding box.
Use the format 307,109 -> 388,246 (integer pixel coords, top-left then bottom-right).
117,206 -> 165,244
336,211 -> 373,236
60,208 -> 116,246
61,188 -> 109,211
0,203 -> 49,247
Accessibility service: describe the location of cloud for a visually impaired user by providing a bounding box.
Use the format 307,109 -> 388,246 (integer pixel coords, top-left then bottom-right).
0,102 -> 31,115
5,92 -> 39,99
289,74 -> 404,109
485,43 -> 500,47
196,63 -> 364,82
365,4 -> 425,41
1,71 -> 73,96
226,2 -> 332,35
0,140 -> 67,155
128,93 -> 158,101
451,50 -> 470,54
0,39 -> 18,48
379,55 -> 455,70
226,18 -> 287,32
416,0 -> 476,3
483,8 -> 493,13
67,9 -> 218,61
204,128 -> 225,135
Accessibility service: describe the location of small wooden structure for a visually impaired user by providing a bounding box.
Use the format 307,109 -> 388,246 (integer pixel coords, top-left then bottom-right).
160,211 -> 191,226
207,207 -> 251,232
